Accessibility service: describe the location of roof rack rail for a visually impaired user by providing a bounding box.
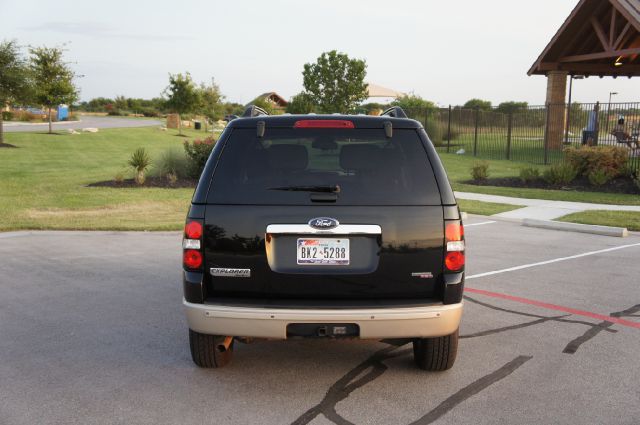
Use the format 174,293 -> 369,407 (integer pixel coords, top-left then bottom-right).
242,105 -> 270,118
380,106 -> 408,118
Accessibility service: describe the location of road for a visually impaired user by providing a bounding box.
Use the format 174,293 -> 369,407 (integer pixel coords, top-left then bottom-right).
2,115 -> 161,132
1,218 -> 639,424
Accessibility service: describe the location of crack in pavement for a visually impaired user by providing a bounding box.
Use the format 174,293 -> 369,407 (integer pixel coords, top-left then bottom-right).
290,345 -> 412,425
463,295 -> 618,343
563,304 -> 640,354
407,355 -> 533,425
290,296 -> 631,425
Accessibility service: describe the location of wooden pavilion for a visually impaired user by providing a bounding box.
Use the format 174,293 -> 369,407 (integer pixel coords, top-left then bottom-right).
529,0 -> 640,148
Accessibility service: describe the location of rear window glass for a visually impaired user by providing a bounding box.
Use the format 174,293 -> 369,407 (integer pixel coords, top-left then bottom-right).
207,128 -> 441,205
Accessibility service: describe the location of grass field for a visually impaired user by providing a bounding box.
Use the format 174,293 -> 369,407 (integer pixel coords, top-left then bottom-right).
0,127 -> 211,231
1,127 -> 638,231
558,210 -> 640,231
457,199 -> 519,216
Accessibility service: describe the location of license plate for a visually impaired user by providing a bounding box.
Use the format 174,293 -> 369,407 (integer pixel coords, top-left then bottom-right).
297,238 -> 350,265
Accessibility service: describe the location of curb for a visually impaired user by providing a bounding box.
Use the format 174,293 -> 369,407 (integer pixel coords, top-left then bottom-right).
522,218 -> 628,238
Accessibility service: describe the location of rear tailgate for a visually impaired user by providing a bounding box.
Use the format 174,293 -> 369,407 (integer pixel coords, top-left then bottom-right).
203,205 -> 444,300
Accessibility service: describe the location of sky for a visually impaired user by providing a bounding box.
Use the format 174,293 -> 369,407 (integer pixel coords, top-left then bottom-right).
1,0 -> 639,106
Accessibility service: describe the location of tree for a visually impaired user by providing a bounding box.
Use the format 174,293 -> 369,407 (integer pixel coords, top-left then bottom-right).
391,94 -> 436,114
198,79 -> 224,122
286,92 -> 316,114
29,45 -> 78,134
164,72 -> 201,135
0,40 -> 30,144
496,101 -> 528,114
463,98 -> 492,111
302,50 -> 368,113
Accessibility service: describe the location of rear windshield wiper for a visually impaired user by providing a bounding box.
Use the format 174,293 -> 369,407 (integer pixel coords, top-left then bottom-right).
268,185 -> 341,193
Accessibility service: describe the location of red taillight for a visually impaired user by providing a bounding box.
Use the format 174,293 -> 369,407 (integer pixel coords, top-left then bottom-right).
185,221 -> 203,239
294,120 -> 355,129
445,222 -> 464,241
445,221 -> 464,272
183,249 -> 202,269
445,251 -> 465,271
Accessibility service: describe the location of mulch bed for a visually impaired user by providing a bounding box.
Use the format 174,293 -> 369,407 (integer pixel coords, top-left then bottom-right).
88,177 -> 198,189
0,143 -> 18,148
465,176 -> 640,195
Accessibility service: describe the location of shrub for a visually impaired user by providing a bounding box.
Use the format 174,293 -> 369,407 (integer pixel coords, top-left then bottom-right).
543,163 -> 578,186
619,163 -> 637,178
519,167 -> 540,184
140,107 -> 160,117
634,174 -> 640,191
2,111 -> 14,121
113,170 -> 125,184
155,148 -> 188,180
564,146 -> 628,178
167,172 -> 178,185
107,109 -> 123,116
470,161 -> 489,181
588,169 -> 612,187
16,111 -> 39,122
184,136 -> 216,178
128,147 -> 151,185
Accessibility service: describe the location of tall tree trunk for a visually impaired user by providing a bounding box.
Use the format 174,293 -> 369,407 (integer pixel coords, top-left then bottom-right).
48,107 -> 53,134
0,110 -> 4,145
178,114 -> 183,136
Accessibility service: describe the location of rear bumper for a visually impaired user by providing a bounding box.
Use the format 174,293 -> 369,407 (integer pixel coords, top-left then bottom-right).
183,299 -> 463,339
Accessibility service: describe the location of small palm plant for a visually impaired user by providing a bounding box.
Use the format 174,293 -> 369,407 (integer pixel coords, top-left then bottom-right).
128,147 -> 151,185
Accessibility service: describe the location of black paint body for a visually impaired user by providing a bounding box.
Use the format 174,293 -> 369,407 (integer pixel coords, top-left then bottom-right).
184,114 -> 464,306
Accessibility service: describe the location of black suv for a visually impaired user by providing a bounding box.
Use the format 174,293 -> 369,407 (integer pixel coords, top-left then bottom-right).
182,106 -> 465,371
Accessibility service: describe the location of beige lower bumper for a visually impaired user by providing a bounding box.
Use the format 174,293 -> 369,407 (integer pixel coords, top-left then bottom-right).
183,299 -> 463,339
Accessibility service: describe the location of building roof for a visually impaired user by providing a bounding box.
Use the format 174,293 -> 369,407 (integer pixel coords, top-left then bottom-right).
528,0 -> 640,77
250,92 -> 288,107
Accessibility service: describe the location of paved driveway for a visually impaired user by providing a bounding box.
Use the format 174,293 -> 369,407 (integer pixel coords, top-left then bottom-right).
1,218 -> 639,424
3,115 -> 161,132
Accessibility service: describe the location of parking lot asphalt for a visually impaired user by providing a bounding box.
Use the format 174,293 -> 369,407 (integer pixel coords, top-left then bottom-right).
1,218 -> 639,425
3,115 -> 161,132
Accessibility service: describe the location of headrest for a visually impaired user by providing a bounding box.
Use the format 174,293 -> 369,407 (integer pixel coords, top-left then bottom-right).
267,144 -> 308,171
340,144 -> 380,170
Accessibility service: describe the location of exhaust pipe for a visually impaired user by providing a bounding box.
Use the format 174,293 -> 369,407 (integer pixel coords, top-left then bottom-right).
217,336 -> 233,352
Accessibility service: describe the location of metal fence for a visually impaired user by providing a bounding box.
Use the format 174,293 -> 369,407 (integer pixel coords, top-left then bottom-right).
404,102 -> 640,171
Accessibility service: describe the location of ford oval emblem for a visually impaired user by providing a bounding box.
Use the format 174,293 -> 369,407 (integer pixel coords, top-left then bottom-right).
309,217 -> 339,230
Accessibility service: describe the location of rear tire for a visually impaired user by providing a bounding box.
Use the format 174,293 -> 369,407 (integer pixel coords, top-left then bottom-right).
413,329 -> 458,371
189,329 -> 234,368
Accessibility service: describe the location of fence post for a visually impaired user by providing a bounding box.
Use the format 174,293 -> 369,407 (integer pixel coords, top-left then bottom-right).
506,112 -> 513,160
543,103 -> 550,165
564,102 -> 572,145
593,102 -> 600,146
473,107 -> 479,157
446,105 -> 452,153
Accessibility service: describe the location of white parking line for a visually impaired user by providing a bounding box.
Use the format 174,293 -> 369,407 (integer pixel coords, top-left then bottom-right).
465,221 -> 496,227
467,242 -> 640,280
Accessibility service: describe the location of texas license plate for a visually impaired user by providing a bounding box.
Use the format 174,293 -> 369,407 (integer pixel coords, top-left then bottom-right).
297,238 -> 350,265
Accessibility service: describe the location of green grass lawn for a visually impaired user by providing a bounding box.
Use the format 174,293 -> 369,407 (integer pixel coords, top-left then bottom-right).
457,199 -> 520,216
2,126 -> 638,231
0,126 -> 216,231
558,211 -> 640,231
438,153 -> 640,206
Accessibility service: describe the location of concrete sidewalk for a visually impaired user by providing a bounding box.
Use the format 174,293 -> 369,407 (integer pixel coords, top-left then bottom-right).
455,191 -> 640,220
